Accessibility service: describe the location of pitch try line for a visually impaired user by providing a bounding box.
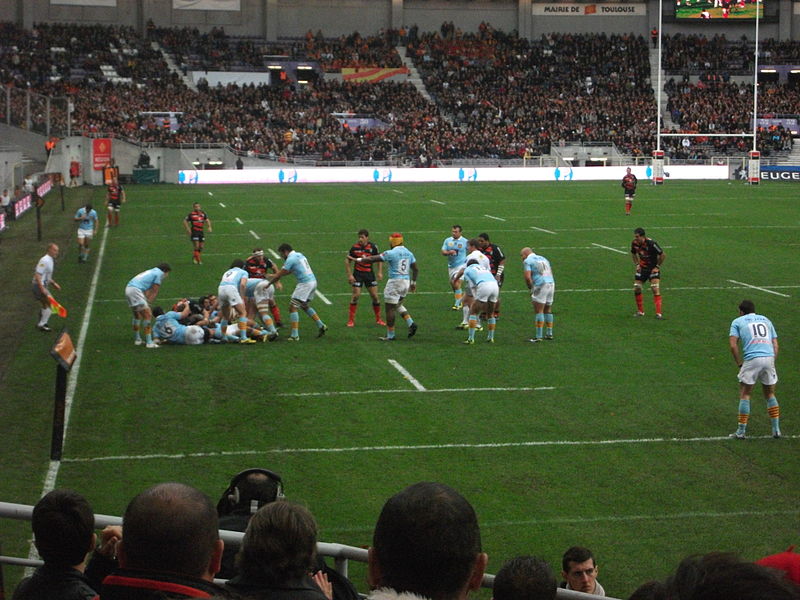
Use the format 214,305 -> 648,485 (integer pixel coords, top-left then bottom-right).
60,434 -> 799,464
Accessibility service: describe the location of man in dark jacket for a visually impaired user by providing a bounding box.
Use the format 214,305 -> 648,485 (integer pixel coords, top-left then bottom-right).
97,482 -> 228,600
13,489 -> 105,600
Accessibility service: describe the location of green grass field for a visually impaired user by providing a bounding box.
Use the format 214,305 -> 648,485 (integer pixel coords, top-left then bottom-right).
0,180 -> 798,598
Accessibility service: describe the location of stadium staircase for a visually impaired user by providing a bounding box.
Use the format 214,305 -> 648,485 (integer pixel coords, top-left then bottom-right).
395,45 -> 434,104
152,41 -> 198,92
649,47 -> 678,131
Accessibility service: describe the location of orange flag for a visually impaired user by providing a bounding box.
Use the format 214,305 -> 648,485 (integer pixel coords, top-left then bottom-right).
49,295 -> 67,318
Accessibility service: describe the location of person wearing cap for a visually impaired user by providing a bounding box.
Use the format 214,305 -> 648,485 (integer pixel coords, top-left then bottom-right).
348,232 -> 418,341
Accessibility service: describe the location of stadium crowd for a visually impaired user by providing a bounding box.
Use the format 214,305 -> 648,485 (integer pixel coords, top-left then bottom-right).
2,22 -> 800,161
11,476 -> 800,600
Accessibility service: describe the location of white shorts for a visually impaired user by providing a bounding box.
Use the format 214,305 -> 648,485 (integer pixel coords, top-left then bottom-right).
218,285 -> 244,307
184,325 -> 205,345
448,266 -> 464,282
474,280 -> 499,303
125,286 -> 148,310
254,280 -> 275,304
384,279 -> 410,304
292,280 -> 317,303
532,282 -> 555,305
738,356 -> 778,386
77,229 -> 94,240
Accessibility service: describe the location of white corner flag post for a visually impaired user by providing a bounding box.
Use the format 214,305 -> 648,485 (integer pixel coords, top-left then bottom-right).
748,150 -> 761,185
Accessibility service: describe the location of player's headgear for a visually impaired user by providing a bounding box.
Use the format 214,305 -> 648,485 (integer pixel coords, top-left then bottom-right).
217,468 -> 285,517
252,248 -> 264,257
389,232 -> 404,247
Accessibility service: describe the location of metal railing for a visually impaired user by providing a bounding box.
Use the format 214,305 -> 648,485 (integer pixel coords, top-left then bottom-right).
0,501 -> 615,599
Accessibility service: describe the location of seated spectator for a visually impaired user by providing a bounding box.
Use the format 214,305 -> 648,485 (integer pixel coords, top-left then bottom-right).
367,481 -> 487,600
560,546 -> 605,596
492,556 -> 556,600
755,545 -> 800,587
12,489 -> 107,600
225,501 -> 331,600
217,468 -> 286,579
96,482 -> 227,599
664,552 -> 799,600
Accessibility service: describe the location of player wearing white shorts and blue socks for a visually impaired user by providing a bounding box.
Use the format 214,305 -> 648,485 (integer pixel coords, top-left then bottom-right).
521,248 -> 555,343
729,299 -> 781,439
441,225 -> 467,310
266,244 -> 327,341
125,263 -> 170,348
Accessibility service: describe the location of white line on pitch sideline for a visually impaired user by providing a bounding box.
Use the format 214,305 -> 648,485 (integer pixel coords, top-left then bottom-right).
388,359 -> 426,391
324,508 -> 800,534
531,226 -> 556,235
235,217 -> 244,225
279,386 -> 554,398
727,279 -> 790,298
249,230 -> 260,240
315,290 -> 332,305
31,222 -> 111,568
592,242 -> 627,254
484,214 -> 506,222
59,433 -> 799,464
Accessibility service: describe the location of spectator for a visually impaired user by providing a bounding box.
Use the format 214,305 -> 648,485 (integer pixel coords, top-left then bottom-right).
367,482 -> 487,600
755,546 -> 800,587
215,469 -> 358,600
96,482 -> 227,599
12,489 -> 107,600
492,556 -> 556,600
216,469 -> 286,579
1,188 -> 12,218
560,546 -> 605,596
664,552 -> 800,600
225,501 -> 331,600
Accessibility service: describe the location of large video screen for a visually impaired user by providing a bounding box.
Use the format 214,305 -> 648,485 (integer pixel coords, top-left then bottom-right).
675,0 -> 763,19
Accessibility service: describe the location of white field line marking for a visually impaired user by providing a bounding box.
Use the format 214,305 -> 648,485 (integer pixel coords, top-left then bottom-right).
392,189 -> 404,194
249,230 -> 260,240
268,248 -> 281,260
91,285 -> 800,304
727,279 -> 790,298
280,386 -> 555,398
235,217 -> 244,225
531,226 -> 556,235
219,202 -> 226,208
60,434 -> 800,464
592,242 -> 627,255
325,508 -> 800,534
430,199 -> 445,205
315,289 -> 332,305
208,192 -> 214,196
388,359 -> 427,391
484,214 -> 506,221
30,224 -> 110,568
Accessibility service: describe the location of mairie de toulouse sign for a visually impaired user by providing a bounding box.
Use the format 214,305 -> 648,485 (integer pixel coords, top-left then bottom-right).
532,3 -> 646,15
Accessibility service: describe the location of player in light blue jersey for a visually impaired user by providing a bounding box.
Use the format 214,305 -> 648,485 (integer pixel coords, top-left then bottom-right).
456,260 -> 499,343
349,232 -> 418,341
266,244 -> 327,341
73,203 -> 98,263
728,299 -> 781,439
521,247 -> 555,343
124,263 -> 171,348
441,225 -> 467,310
218,258 -> 255,344
152,304 -> 206,345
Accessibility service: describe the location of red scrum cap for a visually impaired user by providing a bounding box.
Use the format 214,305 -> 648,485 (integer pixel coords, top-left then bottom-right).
389,232 -> 404,247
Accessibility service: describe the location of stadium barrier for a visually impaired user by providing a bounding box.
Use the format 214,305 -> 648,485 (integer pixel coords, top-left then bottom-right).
0,501 -> 617,600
